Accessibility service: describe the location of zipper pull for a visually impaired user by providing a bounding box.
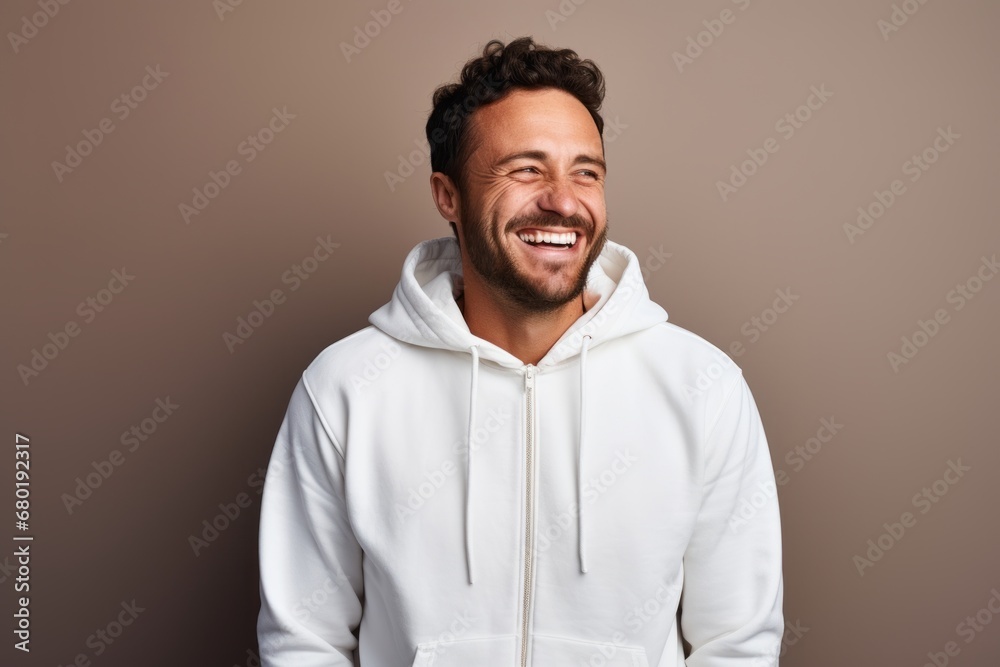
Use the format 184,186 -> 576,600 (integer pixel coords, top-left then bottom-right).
524,364 -> 535,391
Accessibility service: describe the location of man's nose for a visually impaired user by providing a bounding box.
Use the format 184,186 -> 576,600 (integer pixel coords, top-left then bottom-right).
536,176 -> 580,219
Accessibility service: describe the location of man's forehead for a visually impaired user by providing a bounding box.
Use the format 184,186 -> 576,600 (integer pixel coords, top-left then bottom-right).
466,88 -> 603,159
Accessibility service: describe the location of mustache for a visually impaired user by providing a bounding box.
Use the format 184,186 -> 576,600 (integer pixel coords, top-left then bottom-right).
505,213 -> 592,234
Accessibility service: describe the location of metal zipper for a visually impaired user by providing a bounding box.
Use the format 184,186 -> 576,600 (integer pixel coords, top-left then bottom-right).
520,364 -> 536,667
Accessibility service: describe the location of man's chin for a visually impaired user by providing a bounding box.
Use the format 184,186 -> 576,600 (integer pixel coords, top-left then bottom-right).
495,270 -> 588,313
464,229 -> 601,313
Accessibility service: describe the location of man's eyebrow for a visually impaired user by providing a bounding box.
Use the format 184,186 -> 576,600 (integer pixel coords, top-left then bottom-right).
495,150 -> 607,172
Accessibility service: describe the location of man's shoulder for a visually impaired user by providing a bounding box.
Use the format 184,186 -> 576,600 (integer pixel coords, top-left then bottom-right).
633,320 -> 746,406
299,325 -> 402,393
631,321 -> 752,439
641,320 -> 741,373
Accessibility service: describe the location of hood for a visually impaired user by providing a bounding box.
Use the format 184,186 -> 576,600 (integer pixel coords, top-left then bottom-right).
369,236 -> 668,584
369,236 -> 667,366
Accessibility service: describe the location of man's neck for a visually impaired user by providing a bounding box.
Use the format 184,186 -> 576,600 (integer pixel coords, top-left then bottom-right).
457,278 -> 597,366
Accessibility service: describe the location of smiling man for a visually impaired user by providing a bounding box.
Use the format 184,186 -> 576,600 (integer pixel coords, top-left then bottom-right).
257,37 -> 784,666
430,83 -> 608,367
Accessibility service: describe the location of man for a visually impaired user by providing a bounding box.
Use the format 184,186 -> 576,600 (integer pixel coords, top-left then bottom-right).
257,36 -> 783,666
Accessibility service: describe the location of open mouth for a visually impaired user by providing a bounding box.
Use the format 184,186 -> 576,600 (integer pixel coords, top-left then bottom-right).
516,230 -> 580,250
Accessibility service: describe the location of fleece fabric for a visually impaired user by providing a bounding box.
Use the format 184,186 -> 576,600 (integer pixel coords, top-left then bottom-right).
257,236 -> 784,666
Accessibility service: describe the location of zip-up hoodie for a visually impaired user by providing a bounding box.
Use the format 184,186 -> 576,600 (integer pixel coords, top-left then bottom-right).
257,236 -> 784,666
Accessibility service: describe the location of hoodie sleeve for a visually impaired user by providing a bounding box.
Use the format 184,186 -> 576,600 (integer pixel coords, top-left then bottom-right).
257,375 -> 365,666
680,371 -> 784,666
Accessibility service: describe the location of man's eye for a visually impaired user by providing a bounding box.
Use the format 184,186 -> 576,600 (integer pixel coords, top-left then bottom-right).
516,167 -> 539,174
580,170 -> 599,179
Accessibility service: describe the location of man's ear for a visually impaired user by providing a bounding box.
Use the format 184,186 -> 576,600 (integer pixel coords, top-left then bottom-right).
430,172 -> 461,225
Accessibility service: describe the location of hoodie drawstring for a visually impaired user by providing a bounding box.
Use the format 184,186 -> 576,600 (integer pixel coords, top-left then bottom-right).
463,336 -> 593,585
465,344 -> 480,585
578,334 -> 592,574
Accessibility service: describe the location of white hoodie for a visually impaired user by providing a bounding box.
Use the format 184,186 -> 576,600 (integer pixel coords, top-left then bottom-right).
257,236 -> 784,666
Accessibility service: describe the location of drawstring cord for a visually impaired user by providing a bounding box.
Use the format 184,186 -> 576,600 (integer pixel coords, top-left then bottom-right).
578,334 -> 592,574
464,334 -> 593,584
465,344 -> 480,585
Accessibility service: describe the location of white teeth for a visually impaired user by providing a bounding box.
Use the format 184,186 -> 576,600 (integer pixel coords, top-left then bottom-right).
517,231 -> 578,246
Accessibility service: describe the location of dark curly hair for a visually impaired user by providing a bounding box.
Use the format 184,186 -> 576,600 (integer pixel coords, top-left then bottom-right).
425,36 -> 606,199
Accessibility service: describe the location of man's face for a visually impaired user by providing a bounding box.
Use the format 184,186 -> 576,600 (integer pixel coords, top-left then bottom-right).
455,87 -> 608,313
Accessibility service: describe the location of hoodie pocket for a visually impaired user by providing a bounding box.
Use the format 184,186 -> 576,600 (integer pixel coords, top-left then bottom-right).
529,634 -> 651,666
411,635 -> 517,666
